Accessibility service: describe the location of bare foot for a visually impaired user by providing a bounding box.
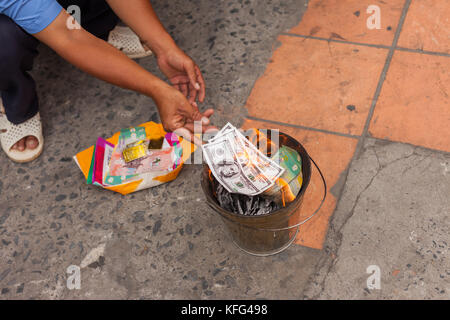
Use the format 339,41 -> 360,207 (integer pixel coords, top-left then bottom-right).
10,136 -> 38,151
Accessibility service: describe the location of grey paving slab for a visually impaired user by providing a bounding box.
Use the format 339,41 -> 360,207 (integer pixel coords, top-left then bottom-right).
0,0 -> 316,299
304,139 -> 450,299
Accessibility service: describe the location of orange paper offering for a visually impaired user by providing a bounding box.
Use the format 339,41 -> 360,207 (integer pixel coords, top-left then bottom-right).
73,121 -> 196,195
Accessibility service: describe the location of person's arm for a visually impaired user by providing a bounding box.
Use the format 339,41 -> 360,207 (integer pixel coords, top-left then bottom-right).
34,9 -> 213,143
105,0 -> 206,103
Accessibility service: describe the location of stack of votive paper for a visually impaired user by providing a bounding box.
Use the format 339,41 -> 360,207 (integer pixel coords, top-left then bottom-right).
73,122 -> 190,195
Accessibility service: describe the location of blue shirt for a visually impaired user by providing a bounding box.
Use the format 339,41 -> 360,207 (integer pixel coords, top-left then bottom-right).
0,0 -> 62,34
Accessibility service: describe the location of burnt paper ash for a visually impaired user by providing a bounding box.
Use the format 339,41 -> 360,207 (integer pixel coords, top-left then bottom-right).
215,184 -> 280,216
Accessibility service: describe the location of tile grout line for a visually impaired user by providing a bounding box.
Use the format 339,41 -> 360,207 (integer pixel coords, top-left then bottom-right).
250,1 -> 413,156
245,116 -> 360,139
395,46 -> 450,58
358,0 -> 412,152
279,32 -> 391,50
371,136 -> 450,156
276,0 -> 411,241
280,32 -> 450,59
296,0 -> 413,263
245,116 -> 450,155
246,1 -> 414,170
316,0 -> 412,239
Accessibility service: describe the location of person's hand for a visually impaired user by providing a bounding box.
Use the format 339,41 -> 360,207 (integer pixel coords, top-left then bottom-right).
154,83 -> 215,145
156,46 -> 205,104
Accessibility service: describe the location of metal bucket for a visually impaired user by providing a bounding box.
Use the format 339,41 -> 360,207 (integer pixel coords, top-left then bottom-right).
201,130 -> 326,256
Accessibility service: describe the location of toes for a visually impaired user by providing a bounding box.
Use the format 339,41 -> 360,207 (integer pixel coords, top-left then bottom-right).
10,136 -> 38,152
16,138 -> 26,151
25,136 -> 38,150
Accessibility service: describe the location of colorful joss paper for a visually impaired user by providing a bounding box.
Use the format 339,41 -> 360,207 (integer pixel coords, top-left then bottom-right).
104,126 -> 183,186
92,137 -> 114,186
73,122 -> 195,195
263,145 -> 303,205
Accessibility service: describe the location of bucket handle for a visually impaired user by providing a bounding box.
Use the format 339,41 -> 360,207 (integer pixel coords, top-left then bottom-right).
257,155 -> 327,232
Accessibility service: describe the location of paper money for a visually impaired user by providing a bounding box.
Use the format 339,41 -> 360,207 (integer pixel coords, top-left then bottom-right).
203,138 -> 260,195
209,124 -> 284,180
232,129 -> 284,181
203,123 -> 285,196
208,122 -> 234,143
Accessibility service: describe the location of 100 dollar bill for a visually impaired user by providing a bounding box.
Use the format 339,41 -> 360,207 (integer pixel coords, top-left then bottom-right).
203,124 -> 285,195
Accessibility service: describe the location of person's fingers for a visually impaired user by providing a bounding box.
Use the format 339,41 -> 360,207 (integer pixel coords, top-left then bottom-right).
188,82 -> 198,104
184,123 -> 218,144
182,123 -> 214,146
200,116 -> 209,126
183,107 -> 214,130
182,122 -> 196,133
170,76 -> 190,93
182,100 -> 203,122
172,126 -> 203,146
185,61 -> 201,92
180,83 -> 188,98
195,109 -> 214,127
202,108 -> 214,119
169,75 -> 189,86
183,121 -> 218,134
195,65 -> 206,102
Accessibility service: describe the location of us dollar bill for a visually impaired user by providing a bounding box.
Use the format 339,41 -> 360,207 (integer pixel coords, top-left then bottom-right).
209,124 -> 285,182
202,138 -> 261,195
232,128 -> 285,181
208,122 -> 234,143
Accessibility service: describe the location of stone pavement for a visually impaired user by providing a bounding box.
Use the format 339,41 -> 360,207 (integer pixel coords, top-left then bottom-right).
0,0 -> 449,299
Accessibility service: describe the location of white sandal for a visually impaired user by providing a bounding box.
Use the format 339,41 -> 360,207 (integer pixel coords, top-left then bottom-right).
107,26 -> 153,59
0,100 -> 44,163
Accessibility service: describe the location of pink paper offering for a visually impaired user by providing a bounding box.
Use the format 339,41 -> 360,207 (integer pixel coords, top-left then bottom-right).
93,137 -> 115,186
165,132 -> 180,146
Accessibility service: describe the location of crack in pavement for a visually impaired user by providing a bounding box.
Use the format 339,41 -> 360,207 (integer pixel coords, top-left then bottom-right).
302,144 -> 425,299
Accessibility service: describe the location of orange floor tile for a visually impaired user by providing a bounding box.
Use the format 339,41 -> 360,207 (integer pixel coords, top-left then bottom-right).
242,119 -> 358,250
398,0 -> 450,54
288,0 -> 404,46
369,51 -> 450,152
245,36 -> 388,136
